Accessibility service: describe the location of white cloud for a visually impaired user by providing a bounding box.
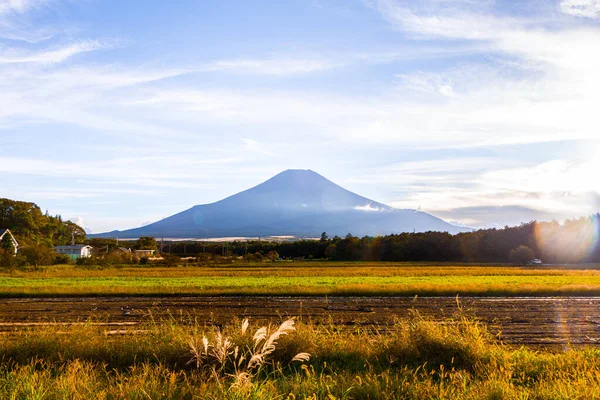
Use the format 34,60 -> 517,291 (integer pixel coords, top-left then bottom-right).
69,216 -> 85,228
0,40 -> 107,64
202,58 -> 342,76
241,138 -> 276,156
481,157 -> 600,195
24,187 -> 160,200
336,1 -> 600,152
354,203 -> 385,212
383,152 -> 600,227
0,155 -> 242,189
560,0 -> 600,18
0,0 -> 56,42
0,0 -> 47,15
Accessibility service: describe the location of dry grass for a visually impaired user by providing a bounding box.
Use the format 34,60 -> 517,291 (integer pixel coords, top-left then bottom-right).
189,318 -> 310,391
2,311 -> 600,398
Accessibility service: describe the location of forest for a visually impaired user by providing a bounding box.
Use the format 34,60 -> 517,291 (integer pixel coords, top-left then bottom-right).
0,198 -> 86,247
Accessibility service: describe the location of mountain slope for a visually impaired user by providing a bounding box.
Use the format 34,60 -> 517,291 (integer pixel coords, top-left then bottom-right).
94,169 -> 467,238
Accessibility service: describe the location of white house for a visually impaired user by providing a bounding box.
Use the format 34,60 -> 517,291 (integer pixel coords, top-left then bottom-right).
133,249 -> 155,257
54,245 -> 93,259
0,229 -> 18,255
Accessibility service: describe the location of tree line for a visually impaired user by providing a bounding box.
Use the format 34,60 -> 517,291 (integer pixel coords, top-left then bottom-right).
102,214 -> 600,264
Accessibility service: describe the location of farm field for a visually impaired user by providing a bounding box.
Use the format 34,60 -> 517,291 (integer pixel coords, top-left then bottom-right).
2,262 -> 600,297
2,296 -> 600,348
2,263 -> 600,348
3,263 -> 600,398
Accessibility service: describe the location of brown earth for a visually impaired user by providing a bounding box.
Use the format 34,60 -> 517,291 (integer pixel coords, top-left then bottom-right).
1,296 -> 600,349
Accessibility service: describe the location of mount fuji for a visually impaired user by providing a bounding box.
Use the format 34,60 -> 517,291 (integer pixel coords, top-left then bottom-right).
93,169 -> 468,238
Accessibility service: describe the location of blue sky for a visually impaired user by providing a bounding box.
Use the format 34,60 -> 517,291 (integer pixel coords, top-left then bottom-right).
0,0 -> 599,233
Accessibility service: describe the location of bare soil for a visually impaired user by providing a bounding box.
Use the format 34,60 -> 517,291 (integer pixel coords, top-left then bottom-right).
1,296 -> 600,348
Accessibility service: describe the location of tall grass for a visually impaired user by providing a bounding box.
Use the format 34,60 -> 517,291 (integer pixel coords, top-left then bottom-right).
189,318 -> 310,391
2,312 -> 600,398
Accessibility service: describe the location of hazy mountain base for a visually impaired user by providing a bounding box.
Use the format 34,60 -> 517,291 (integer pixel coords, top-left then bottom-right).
1,312 -> 599,399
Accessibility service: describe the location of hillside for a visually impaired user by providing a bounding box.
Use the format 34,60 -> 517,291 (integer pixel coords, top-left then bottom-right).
0,198 -> 86,246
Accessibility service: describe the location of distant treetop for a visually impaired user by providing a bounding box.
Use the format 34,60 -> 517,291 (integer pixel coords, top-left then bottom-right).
0,198 -> 86,247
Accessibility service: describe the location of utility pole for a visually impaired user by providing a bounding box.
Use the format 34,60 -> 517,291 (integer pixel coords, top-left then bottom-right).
199,229 -> 207,254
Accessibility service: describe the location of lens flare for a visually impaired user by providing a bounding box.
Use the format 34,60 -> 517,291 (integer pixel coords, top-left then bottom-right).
534,216 -> 599,263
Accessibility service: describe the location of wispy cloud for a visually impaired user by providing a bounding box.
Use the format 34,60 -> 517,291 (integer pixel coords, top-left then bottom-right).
0,155 -> 242,188
337,0 -> 600,151
0,40 -> 108,63
241,138 -> 276,156
560,0 -> 600,18
0,0 -> 56,42
382,152 -> 600,227
201,58 -> 343,76
0,0 -> 48,15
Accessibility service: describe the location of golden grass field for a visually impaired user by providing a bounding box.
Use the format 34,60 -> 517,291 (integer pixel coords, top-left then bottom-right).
1,262 -> 600,297
3,262 -> 600,398
2,310 -> 600,399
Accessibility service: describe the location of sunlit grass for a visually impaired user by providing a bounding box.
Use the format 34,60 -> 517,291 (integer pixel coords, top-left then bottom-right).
2,313 -> 600,399
2,263 -> 600,296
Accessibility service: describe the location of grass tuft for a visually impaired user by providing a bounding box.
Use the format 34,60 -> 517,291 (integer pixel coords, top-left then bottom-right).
189,318 -> 310,391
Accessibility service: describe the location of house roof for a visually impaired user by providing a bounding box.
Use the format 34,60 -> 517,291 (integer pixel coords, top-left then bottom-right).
54,245 -> 92,250
0,228 -> 18,246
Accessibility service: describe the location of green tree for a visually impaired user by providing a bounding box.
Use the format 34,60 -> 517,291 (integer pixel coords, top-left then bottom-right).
324,244 -> 336,259
61,221 -> 87,244
0,250 -> 13,268
0,198 -> 86,247
20,244 -> 54,270
161,253 -> 181,267
320,232 -> 328,243
135,236 -> 157,251
266,250 -> 279,262
0,233 -> 16,268
509,245 -> 535,265
1,233 -> 15,255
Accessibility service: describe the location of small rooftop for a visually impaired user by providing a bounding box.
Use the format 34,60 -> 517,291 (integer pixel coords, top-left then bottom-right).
54,245 -> 92,250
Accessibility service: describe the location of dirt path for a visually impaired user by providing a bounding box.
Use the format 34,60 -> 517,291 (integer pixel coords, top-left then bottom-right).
1,296 -> 599,348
